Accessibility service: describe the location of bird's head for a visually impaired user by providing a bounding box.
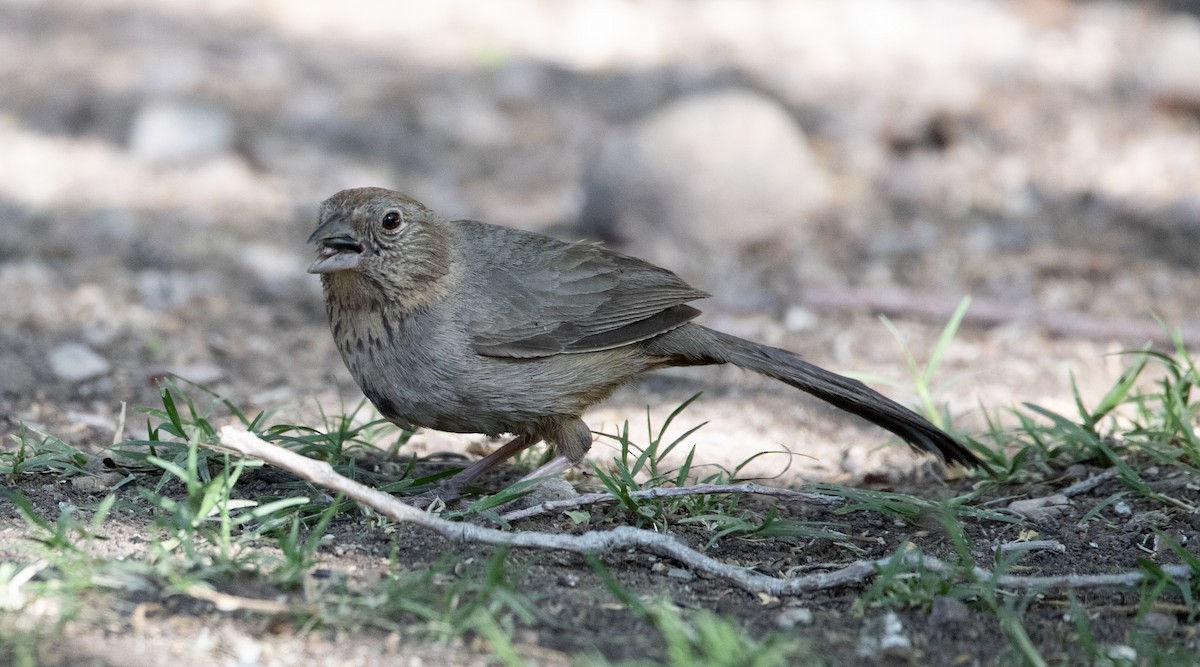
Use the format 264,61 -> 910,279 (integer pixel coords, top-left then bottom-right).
307,187 -> 451,304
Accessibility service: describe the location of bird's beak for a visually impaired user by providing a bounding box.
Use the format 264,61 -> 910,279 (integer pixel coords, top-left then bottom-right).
306,217 -> 365,274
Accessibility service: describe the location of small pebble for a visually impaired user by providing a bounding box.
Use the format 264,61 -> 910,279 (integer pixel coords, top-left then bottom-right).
666,567 -> 694,582
927,597 -> 970,629
1008,495 -> 1071,522
1137,612 -> 1176,635
783,306 -> 818,332
1124,510 -> 1171,531
857,611 -> 912,658
48,343 -> 111,382
129,102 -> 235,164
775,607 -> 814,629
1063,463 -> 1089,480
1100,644 -> 1136,665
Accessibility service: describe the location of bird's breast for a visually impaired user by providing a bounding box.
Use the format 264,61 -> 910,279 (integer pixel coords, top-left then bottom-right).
329,300 -> 473,427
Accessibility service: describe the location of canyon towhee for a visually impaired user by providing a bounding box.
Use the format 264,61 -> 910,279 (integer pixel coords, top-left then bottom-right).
308,187 -> 982,499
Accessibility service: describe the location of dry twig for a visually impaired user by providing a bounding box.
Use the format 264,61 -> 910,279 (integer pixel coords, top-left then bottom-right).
498,482 -> 845,522
1060,469 -> 1120,497
998,540 -> 1065,554
214,427 -> 1194,596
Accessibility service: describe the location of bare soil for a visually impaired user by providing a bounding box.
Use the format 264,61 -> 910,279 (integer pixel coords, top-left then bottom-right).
4,447 -> 1199,665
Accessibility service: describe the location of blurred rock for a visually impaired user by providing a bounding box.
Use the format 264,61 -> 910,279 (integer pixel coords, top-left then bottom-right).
1100,645 -> 1137,665
417,91 -> 513,149
165,364 -> 225,386
783,305 -> 818,332
0,261 -> 60,329
1136,612 -> 1176,635
128,102 -> 235,165
775,607 -> 814,629
1123,509 -> 1171,531
665,567 -> 694,582
48,343 -> 110,382
1008,495 -> 1071,522
580,89 -> 829,268
927,596 -> 970,630
238,243 -> 307,296
500,477 -> 577,512
857,611 -> 912,659
1143,15 -> 1200,109
78,209 -> 138,257
136,270 -> 221,311
0,349 -> 37,397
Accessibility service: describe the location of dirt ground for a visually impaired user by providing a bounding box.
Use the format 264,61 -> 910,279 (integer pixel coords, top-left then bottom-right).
4,438 -> 1199,666
4,0 -> 1200,664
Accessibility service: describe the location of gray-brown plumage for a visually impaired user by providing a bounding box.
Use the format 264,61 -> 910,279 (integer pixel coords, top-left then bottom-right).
308,187 -> 982,498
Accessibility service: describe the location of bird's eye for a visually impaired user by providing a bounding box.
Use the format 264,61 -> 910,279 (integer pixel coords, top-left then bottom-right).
381,211 -> 403,230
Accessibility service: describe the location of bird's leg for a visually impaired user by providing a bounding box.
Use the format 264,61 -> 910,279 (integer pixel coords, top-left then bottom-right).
516,454 -> 573,483
422,433 -> 536,503
512,418 -> 590,485
411,419 -> 589,506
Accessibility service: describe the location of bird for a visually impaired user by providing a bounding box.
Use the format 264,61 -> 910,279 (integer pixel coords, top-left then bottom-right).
307,187 -> 982,500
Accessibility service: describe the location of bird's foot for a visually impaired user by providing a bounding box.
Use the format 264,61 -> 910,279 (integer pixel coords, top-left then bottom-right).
401,455 -> 577,511
400,485 -> 465,510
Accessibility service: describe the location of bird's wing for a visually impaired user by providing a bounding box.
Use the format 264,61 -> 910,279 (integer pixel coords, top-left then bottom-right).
455,221 -> 708,358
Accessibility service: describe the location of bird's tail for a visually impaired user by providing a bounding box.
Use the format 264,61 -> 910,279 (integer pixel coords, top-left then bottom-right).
649,325 -> 983,468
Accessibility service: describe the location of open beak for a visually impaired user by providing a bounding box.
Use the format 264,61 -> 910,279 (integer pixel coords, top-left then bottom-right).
307,218 -> 365,274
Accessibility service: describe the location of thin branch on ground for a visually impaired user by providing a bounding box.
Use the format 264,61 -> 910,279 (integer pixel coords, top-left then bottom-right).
998,540 -> 1065,554
981,563 -> 1192,589
214,427 -> 1195,597
183,584 -> 293,614
498,482 -> 846,522
1060,469 -> 1120,497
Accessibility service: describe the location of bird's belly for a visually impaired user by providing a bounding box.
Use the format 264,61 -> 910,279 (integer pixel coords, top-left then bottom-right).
332,308 -> 647,435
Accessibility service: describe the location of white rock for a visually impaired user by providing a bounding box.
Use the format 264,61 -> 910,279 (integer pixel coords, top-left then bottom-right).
1008,495 -> 1071,522
129,102 -> 235,165
775,607 -> 814,629
857,611 -> 912,657
581,89 -> 829,262
1101,644 -> 1137,665
238,244 -> 306,296
1142,15 -> 1200,107
783,306 -> 818,332
48,343 -> 110,382
928,596 -> 970,629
